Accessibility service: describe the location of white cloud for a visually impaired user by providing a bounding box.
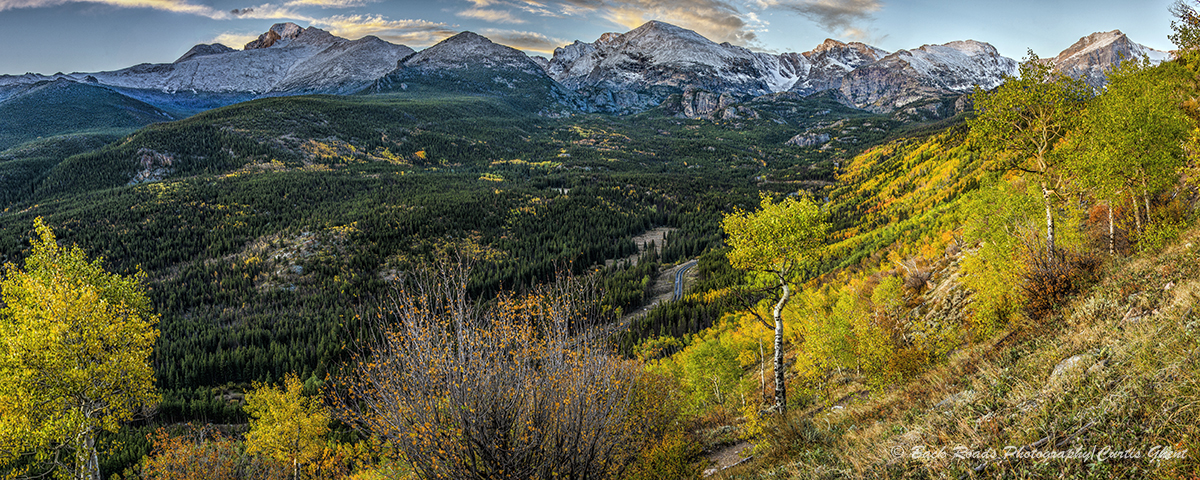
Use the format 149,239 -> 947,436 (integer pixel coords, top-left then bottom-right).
227,3 -> 310,20
773,0 -> 882,35
313,14 -> 459,46
457,7 -> 526,24
210,32 -> 261,49
480,28 -> 567,52
285,0 -> 375,7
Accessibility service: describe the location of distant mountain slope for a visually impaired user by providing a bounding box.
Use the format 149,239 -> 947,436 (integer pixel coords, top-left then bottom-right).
82,23 -> 413,96
547,21 -> 1013,115
0,78 -> 171,151
368,32 -> 578,113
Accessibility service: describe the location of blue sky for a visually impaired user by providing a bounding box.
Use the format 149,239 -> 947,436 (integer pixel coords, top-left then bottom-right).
0,0 -> 1179,75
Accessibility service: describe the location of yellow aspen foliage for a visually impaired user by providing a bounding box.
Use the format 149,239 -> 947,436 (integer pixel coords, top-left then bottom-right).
0,217 -> 159,480
244,373 -> 331,480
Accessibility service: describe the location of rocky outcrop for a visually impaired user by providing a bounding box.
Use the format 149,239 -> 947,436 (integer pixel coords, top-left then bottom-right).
785,132 -> 831,147
244,22 -> 304,49
129,148 -> 175,185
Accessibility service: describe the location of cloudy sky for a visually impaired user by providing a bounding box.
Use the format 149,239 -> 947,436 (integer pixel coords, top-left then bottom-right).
0,0 -> 1179,75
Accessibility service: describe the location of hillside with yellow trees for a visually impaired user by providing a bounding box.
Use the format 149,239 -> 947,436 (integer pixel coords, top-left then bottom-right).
3,4 -> 1200,480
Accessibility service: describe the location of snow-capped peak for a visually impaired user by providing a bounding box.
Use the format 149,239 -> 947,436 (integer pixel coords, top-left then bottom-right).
399,31 -> 543,75
1050,30 -> 1169,87
1056,30 -> 1126,62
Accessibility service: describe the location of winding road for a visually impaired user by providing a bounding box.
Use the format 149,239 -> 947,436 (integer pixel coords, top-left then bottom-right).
673,259 -> 697,301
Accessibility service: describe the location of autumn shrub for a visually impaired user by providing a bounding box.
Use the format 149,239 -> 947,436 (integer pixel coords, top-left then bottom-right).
334,252 -> 660,480
138,426 -> 288,480
1138,217 -> 1188,252
903,268 -> 933,293
1019,249 -> 1102,320
620,372 -> 703,480
620,431 -> 703,480
243,373 -> 330,480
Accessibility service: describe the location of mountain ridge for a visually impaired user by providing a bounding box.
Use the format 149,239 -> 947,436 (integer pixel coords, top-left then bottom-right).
0,21 -> 1173,124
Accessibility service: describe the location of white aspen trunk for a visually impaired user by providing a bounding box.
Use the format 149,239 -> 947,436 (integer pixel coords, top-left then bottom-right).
1132,192 -> 1143,234
1144,193 -> 1152,227
758,336 -> 766,402
1041,181 -> 1056,259
1108,203 -> 1115,256
81,430 -> 99,480
772,276 -> 790,414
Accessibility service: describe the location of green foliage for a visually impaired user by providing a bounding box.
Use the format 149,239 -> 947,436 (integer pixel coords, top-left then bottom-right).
968,53 -> 1091,177
680,338 -> 743,410
1069,58 -> 1189,233
959,182 -> 1037,331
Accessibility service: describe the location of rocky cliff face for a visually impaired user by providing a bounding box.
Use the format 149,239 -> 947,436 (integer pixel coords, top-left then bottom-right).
1049,30 -> 1169,87
784,39 -> 889,96
65,23 -> 413,97
547,21 -> 1014,115
660,88 -> 760,120
839,40 -> 1016,113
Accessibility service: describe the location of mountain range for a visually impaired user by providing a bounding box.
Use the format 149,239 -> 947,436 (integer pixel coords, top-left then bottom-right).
0,21 -> 1169,149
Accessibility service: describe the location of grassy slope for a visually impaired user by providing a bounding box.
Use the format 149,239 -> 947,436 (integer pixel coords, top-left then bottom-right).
718,226 -> 1200,479
688,121 -> 1200,479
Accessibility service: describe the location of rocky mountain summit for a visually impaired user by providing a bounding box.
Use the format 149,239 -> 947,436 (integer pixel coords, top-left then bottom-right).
1048,30 -> 1170,87
782,39 -> 890,96
244,22 -> 305,50
544,22 -> 1019,114
79,23 -> 413,98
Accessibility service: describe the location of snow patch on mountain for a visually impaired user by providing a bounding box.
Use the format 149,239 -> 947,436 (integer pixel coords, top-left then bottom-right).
1050,30 -> 1170,87
61,23 -> 412,96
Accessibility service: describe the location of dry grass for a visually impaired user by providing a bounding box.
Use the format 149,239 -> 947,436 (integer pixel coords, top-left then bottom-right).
722,224 -> 1200,479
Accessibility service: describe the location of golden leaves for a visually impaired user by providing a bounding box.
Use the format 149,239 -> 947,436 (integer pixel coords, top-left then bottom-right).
0,218 -> 159,477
